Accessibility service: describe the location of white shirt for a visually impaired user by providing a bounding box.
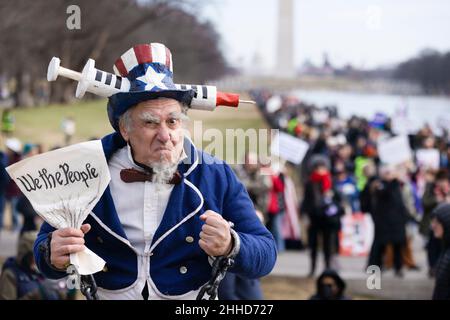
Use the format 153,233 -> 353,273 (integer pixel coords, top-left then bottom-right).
108,146 -> 179,254
98,145 -> 198,300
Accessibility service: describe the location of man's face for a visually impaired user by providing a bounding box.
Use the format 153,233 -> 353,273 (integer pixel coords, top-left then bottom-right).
119,98 -> 185,166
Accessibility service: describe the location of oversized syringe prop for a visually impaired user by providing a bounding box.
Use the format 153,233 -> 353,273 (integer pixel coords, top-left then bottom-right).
47,57 -> 255,110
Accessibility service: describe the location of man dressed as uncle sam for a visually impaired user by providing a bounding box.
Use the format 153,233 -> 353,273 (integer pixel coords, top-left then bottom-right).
33,43 -> 277,300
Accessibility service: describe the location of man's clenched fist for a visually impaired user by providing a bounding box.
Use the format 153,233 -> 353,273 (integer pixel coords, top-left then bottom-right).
50,224 -> 91,270
199,210 -> 232,257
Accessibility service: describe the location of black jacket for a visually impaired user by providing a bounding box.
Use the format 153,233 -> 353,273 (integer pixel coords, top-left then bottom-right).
360,178 -> 409,244
16,196 -> 38,234
431,203 -> 450,300
301,182 -> 344,230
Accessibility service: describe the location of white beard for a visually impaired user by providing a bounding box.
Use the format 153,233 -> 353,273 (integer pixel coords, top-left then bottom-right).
127,143 -> 181,184
150,154 -> 179,184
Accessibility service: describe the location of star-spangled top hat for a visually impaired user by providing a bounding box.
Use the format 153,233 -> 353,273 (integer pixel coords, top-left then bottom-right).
107,43 -> 195,131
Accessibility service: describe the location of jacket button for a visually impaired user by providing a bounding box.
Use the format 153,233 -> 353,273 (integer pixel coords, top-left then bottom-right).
185,236 -> 194,243
97,237 -> 104,244
179,266 -> 188,274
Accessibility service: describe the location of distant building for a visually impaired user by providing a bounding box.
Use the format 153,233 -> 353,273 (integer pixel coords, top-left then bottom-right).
298,53 -> 335,76
276,0 -> 295,78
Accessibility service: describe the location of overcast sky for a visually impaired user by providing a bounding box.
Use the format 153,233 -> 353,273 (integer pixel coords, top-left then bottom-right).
199,0 -> 450,70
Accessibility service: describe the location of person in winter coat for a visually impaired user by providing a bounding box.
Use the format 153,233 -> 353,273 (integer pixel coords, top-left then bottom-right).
302,160 -> 344,276
333,161 -> 360,213
360,165 -> 409,277
384,167 -> 421,271
266,170 -> 287,252
15,143 -> 42,235
430,203 -> 450,300
4,138 -> 22,231
233,152 -> 271,217
0,231 -> 67,300
16,196 -> 39,235
421,169 -> 449,277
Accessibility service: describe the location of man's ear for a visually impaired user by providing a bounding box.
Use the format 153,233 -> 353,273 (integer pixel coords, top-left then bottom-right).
119,121 -> 129,142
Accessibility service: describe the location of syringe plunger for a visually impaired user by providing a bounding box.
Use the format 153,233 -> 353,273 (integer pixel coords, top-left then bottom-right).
47,57 -> 255,110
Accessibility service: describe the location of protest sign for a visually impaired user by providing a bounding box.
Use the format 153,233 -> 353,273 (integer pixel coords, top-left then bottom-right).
339,213 -> 374,257
271,131 -> 309,165
377,135 -> 412,165
6,140 -> 109,275
416,149 -> 440,170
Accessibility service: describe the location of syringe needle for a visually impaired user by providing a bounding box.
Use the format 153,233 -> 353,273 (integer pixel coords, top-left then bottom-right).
239,100 -> 256,105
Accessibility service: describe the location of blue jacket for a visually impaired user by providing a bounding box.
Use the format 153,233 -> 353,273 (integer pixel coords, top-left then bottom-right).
34,132 -> 277,296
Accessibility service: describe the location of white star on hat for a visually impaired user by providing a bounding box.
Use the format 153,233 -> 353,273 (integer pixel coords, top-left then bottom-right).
137,65 -> 168,91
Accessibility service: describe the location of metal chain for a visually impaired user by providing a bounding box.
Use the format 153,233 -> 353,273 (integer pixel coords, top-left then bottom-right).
196,256 -> 235,300
80,274 -> 99,300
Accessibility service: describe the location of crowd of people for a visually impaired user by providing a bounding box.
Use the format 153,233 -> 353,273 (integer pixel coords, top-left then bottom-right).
247,89 -> 450,299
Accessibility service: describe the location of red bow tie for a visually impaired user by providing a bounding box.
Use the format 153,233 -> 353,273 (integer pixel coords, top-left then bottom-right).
120,168 -> 182,184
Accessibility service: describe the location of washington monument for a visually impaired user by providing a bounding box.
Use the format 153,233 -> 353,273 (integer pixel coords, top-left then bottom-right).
276,0 -> 295,78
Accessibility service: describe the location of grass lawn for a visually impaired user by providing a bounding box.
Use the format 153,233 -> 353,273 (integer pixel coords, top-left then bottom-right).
8,99 -> 113,149
6,98 -> 270,162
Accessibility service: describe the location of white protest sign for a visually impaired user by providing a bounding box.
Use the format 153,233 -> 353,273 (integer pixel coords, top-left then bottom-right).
392,116 -> 414,135
377,135 -> 412,166
6,140 -> 109,275
271,131 -> 309,165
339,213 -> 374,257
436,114 -> 450,136
416,149 -> 440,170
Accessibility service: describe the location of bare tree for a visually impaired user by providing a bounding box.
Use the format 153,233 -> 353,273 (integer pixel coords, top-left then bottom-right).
0,0 -> 229,106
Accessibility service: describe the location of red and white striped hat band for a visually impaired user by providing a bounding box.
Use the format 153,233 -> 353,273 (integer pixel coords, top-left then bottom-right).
113,43 -> 173,77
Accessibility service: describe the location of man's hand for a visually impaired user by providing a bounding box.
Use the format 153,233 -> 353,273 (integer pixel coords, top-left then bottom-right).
50,224 -> 91,270
199,210 -> 232,257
